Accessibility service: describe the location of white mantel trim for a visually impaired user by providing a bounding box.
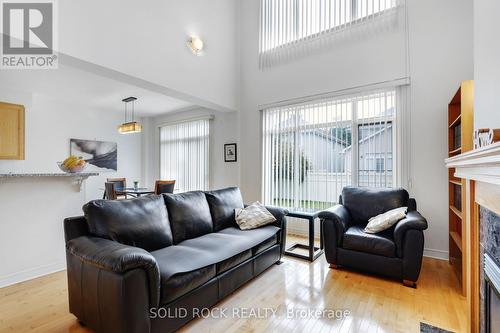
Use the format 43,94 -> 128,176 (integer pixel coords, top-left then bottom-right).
445,142 -> 500,185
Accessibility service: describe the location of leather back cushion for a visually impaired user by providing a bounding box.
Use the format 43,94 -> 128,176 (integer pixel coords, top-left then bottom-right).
341,187 -> 409,225
204,187 -> 244,231
163,191 -> 213,244
83,195 -> 173,251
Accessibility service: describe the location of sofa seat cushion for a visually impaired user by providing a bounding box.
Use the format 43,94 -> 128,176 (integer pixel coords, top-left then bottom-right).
150,225 -> 280,304
252,234 -> 278,255
343,226 -> 396,258
159,265 -> 216,304
216,250 -> 252,274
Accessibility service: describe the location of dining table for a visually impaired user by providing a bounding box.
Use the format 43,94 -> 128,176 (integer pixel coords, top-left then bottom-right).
116,187 -> 155,197
101,187 -> 155,199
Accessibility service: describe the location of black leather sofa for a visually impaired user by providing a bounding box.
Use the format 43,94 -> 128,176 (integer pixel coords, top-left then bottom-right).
319,187 -> 428,287
64,187 -> 287,333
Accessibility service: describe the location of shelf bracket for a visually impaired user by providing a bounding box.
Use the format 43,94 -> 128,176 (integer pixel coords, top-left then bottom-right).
74,175 -> 90,192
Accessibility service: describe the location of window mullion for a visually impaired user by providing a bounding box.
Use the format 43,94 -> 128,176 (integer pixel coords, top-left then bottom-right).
351,99 -> 359,186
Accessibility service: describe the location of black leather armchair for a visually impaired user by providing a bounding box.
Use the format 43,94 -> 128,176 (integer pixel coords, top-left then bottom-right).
319,187 -> 428,287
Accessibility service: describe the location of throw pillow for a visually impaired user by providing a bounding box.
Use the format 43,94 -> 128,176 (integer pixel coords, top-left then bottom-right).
364,206 -> 408,234
235,202 -> 276,230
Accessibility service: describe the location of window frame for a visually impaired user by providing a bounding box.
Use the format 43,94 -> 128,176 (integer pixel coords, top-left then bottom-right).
260,87 -> 407,209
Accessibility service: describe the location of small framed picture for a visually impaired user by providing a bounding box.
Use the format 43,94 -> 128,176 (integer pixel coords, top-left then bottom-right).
224,143 -> 237,162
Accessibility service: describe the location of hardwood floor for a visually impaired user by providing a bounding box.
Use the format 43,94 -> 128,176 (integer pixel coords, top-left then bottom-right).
0,243 -> 466,333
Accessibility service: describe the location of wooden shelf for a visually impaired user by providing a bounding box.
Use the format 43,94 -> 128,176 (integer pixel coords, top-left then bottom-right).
449,114 -> 462,128
447,81 -> 473,298
449,147 -> 462,155
450,205 -> 462,219
450,231 -> 463,252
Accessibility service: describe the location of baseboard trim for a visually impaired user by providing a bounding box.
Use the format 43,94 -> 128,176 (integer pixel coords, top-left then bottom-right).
287,218 -> 321,238
0,261 -> 66,288
423,248 -> 449,260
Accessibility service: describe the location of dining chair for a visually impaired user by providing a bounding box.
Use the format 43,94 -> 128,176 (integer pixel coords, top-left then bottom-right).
155,180 -> 176,194
104,182 -> 118,200
107,177 -> 127,199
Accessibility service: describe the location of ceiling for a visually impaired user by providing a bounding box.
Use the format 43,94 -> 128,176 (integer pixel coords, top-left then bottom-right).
0,64 -> 194,116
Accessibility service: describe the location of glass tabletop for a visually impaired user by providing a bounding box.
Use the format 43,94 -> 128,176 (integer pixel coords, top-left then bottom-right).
115,187 -> 155,194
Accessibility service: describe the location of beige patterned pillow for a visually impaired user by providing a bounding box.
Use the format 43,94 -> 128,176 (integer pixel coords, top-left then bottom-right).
364,207 -> 408,234
235,202 -> 276,230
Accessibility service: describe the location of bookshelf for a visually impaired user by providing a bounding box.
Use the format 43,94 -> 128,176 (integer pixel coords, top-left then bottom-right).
448,80 -> 474,295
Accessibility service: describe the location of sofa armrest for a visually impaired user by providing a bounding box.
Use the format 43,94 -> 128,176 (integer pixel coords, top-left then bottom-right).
64,216 -> 90,243
66,236 -> 161,307
319,205 -> 351,242
394,211 -> 428,257
263,205 -> 288,228
408,198 -> 417,212
263,205 -> 288,258
318,205 -> 351,265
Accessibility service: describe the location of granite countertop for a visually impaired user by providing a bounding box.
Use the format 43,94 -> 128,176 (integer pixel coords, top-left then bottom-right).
0,172 -> 99,177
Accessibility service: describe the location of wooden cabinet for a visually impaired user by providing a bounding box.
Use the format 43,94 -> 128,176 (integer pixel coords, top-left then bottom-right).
0,101 -> 25,160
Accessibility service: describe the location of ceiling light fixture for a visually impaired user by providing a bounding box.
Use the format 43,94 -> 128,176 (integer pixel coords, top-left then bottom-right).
187,36 -> 204,56
118,97 -> 142,134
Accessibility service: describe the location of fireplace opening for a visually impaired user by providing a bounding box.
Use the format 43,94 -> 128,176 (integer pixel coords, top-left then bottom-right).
485,253 -> 500,333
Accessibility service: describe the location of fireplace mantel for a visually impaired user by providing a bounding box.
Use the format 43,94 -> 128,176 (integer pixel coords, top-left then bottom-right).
446,141 -> 500,184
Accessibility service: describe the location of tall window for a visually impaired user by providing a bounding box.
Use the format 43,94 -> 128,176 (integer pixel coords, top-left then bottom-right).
262,89 -> 396,211
259,0 -> 401,67
160,119 -> 210,192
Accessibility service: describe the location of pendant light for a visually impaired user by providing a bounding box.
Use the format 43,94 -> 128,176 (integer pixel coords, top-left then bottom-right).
118,97 -> 142,134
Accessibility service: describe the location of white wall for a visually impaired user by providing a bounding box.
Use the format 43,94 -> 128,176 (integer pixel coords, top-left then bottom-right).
474,0 -> 500,129
238,0 -> 473,259
406,0 -> 473,259
0,90 -> 142,287
59,0 -> 239,112
143,107 -> 240,192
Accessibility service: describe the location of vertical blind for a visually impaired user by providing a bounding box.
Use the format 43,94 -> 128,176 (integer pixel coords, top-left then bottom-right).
262,89 -> 396,211
160,119 -> 210,193
259,0 -> 402,68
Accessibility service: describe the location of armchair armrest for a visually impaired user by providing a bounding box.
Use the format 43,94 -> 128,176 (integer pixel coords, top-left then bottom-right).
66,236 -> 161,307
319,205 -> 351,244
394,211 -> 428,257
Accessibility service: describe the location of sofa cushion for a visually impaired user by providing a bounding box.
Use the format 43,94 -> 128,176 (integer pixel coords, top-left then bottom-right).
83,195 -> 173,252
151,226 -> 280,280
343,226 -> 396,257
157,265 -> 216,304
151,226 -> 280,304
163,191 -> 214,244
252,234 -> 278,255
216,250 -> 252,274
364,206 -> 407,234
235,202 -> 276,230
341,187 -> 409,226
205,187 -> 244,231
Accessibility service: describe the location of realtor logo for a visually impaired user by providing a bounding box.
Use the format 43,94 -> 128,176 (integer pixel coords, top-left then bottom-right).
1,0 -> 58,69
